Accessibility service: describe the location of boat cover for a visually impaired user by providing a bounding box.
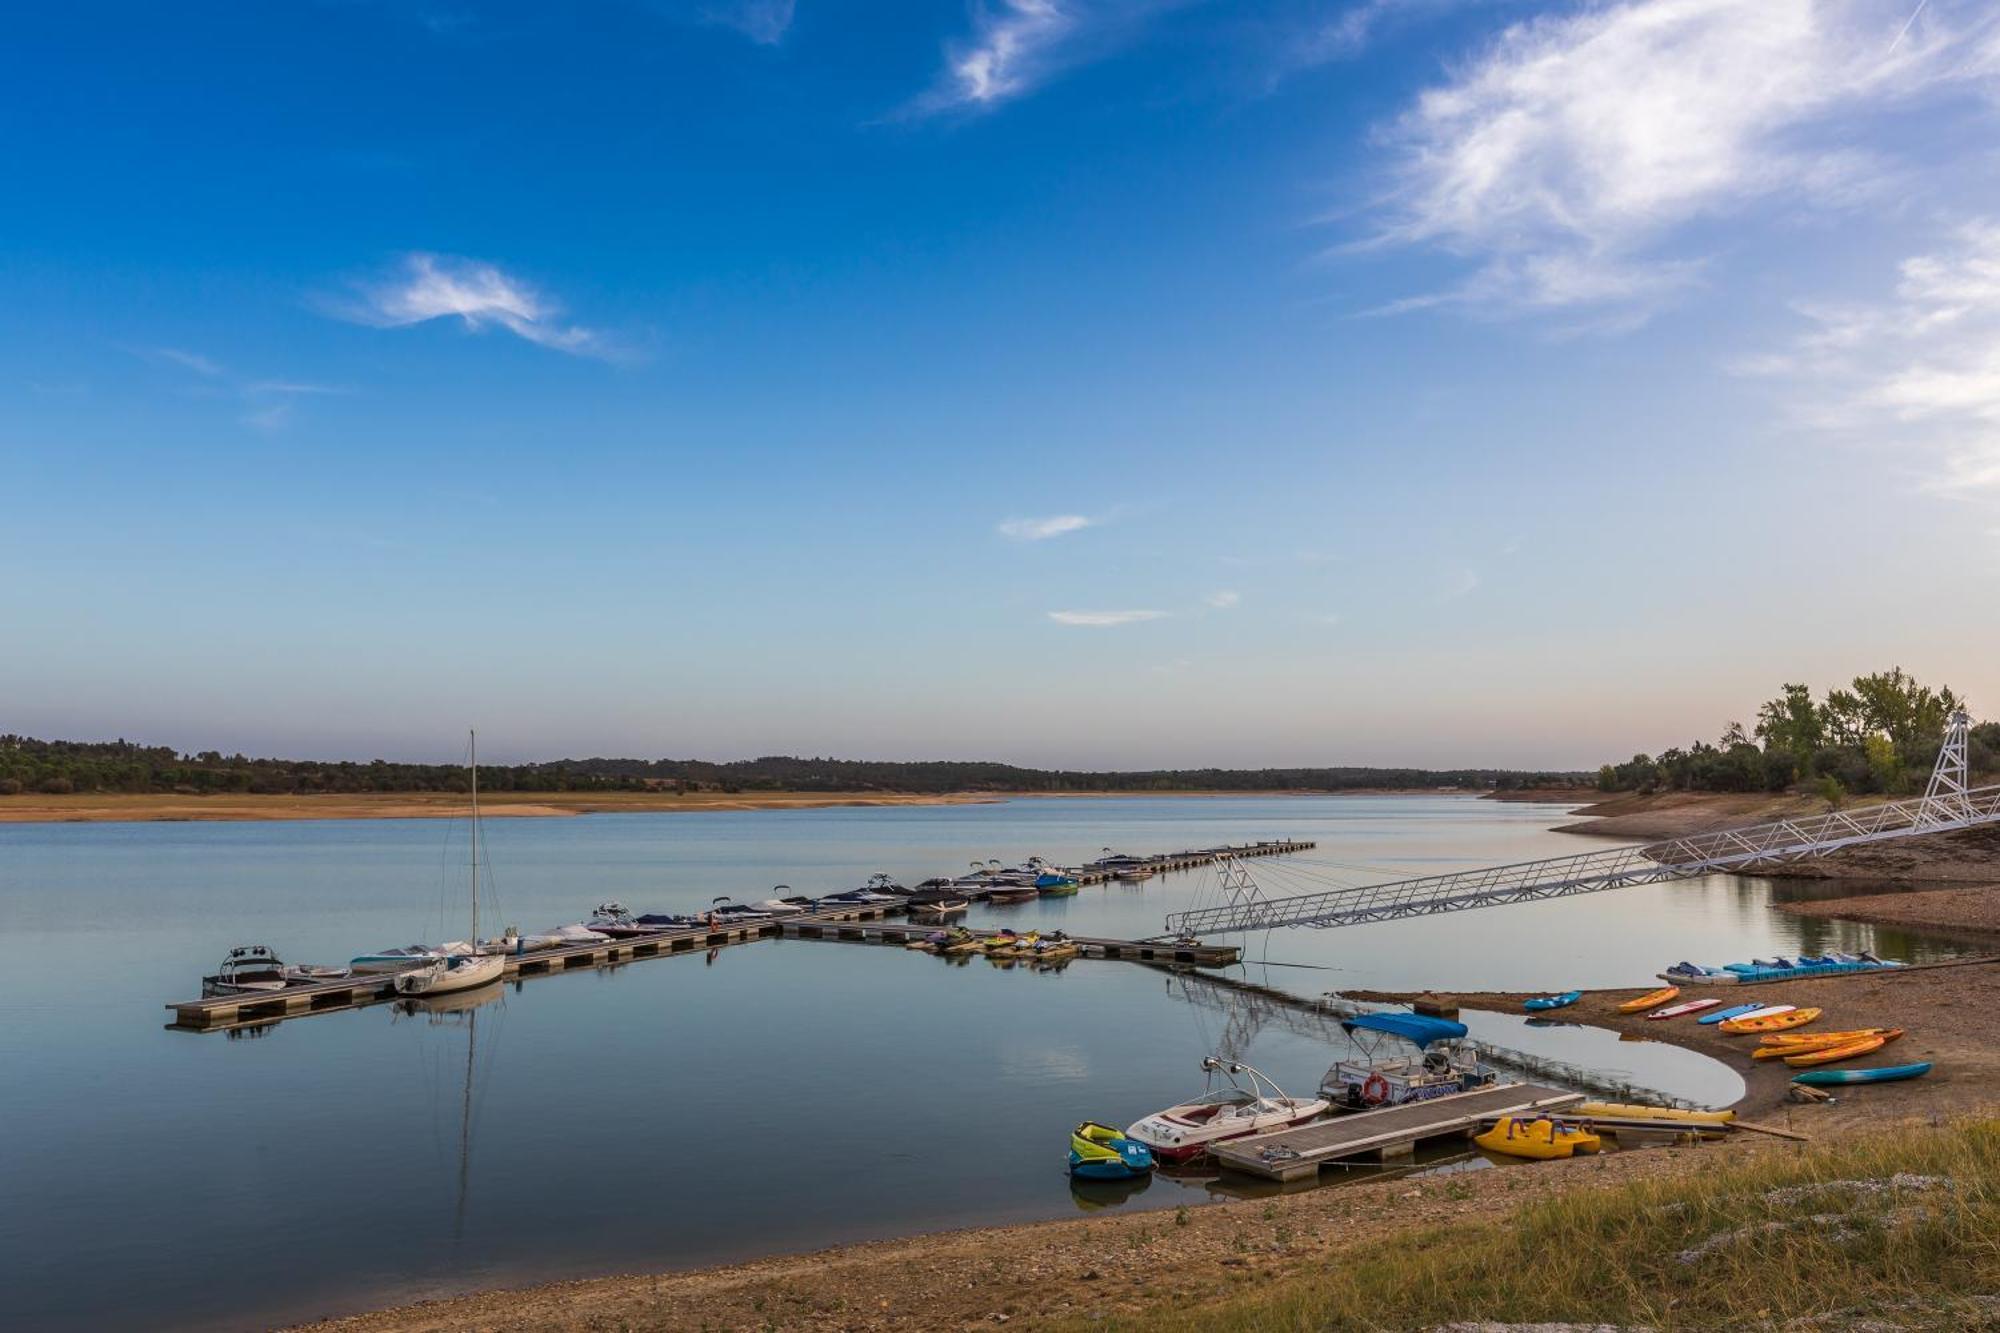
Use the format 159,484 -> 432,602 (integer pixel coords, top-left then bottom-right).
1340,1013 -> 1468,1048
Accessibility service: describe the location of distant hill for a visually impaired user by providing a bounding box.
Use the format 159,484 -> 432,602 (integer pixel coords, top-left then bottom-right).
0,735 -> 1586,798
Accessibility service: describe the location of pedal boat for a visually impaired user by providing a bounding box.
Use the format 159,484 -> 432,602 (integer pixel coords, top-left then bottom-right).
1126,1058 -> 1328,1164
1069,1122 -> 1155,1180
1475,1114 -> 1600,1160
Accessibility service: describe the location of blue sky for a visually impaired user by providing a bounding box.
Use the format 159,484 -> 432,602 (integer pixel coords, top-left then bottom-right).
6,0 -> 2000,768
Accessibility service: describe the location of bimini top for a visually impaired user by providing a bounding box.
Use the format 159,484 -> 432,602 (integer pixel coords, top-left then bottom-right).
1340,1012 -> 1469,1048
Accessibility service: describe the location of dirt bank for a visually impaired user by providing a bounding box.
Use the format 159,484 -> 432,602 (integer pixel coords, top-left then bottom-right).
1554,790 -> 2000,882
0,790 -> 1005,824
1349,956 -> 2000,1129
1777,885 -> 2000,937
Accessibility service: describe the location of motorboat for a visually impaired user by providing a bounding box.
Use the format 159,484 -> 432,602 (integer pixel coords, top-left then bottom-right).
633,912 -> 703,931
906,887 -> 971,917
864,872 -> 910,897
749,885 -> 813,915
707,901 -> 773,923
1125,1058 -> 1329,1164
285,963 -> 353,984
817,885 -> 901,906
586,902 -> 667,937
205,945 -> 290,995
1035,872 -> 1080,896
1319,1013 -> 1496,1111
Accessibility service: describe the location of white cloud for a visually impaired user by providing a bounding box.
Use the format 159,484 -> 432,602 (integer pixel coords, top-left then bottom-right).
1204,589 -> 1241,608
1369,0 -> 1997,317
1441,567 -> 1482,599
999,513 -> 1095,540
339,253 -> 616,358
1048,608 -> 1167,625
1750,219 -> 2000,494
707,0 -> 794,44
942,0 -> 1075,108
154,348 -> 224,377
917,1 -> 1182,113
241,402 -> 294,433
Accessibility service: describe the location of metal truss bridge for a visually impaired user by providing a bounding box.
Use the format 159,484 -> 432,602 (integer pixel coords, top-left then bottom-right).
1167,711 -> 1994,938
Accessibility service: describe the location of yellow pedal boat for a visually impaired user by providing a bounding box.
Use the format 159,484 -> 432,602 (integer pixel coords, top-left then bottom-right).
1720,1006 -> 1821,1034
1474,1115 -> 1600,1160
1575,1102 -> 1733,1124
1617,986 -> 1680,1014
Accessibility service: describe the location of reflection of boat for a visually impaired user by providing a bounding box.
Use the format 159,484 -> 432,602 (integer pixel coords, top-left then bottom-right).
1475,1115 -> 1599,1160
1127,1058 -> 1328,1164
1319,1013 -> 1495,1110
1068,1172 -> 1153,1211
395,733 -> 506,999
1069,1122 -> 1155,1180
205,945 -> 290,994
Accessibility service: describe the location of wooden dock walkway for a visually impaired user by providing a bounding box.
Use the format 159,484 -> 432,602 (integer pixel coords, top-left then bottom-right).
1069,840 -> 1315,884
1208,1084 -> 1586,1182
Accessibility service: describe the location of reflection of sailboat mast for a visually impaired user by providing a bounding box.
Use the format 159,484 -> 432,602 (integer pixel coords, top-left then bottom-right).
455,1004 -> 476,1238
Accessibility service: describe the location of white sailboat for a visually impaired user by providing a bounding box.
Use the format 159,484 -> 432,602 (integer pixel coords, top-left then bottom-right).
396,732 -> 506,997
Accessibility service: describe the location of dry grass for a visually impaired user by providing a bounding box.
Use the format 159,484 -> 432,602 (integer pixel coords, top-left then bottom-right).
1078,1118 -> 2000,1332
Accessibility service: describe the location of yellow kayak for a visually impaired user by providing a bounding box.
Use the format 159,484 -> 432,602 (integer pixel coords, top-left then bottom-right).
1617,986 -> 1680,1014
1784,1032 -> 1893,1067
1752,1028 -> 1900,1059
1720,1007 -> 1821,1034
1474,1115 -> 1600,1160
1575,1102 -> 1734,1124
1759,1027 -> 1889,1046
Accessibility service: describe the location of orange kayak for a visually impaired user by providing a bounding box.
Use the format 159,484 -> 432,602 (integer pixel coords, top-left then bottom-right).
1752,1028 -> 1901,1060
1721,1007 -> 1821,1034
1760,1027 -> 1890,1046
1785,1033 -> 1888,1067
1618,986 -> 1680,1014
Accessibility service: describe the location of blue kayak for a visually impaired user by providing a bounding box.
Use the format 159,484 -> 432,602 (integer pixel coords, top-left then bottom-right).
1523,990 -> 1581,1013
1791,1062 -> 1933,1087
1696,1003 -> 1765,1026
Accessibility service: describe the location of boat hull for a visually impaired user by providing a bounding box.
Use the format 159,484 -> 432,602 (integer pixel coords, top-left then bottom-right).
1130,1106 -> 1324,1164
395,953 -> 504,996
1791,1062 -> 1932,1086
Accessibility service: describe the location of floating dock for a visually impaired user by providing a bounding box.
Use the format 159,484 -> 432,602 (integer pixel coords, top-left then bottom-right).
165,839 -> 1305,1031
780,918 -> 1240,967
1208,1084 -> 1584,1182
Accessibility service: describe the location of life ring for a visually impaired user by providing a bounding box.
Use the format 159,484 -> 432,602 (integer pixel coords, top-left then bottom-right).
1361,1072 -> 1391,1105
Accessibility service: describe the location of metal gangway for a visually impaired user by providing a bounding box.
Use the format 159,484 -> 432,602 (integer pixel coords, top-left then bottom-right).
1167,711 -> 1993,937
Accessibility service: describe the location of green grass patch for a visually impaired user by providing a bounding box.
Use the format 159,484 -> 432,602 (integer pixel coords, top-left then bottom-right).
1084,1120 -> 2000,1331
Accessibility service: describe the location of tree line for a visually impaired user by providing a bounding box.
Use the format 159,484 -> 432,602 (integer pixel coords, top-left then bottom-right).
0,734 -> 1589,798
1596,668 -> 1988,799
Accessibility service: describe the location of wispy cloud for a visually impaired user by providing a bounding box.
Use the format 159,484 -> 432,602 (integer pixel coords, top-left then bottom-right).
1203,589 -> 1241,609
153,348 -> 224,377
333,253 -> 620,359
706,0 -> 795,45
139,348 -> 340,432
1747,218 -> 2000,495
1048,608 -> 1167,626
999,513 -> 1095,540
916,1 -> 1182,114
1441,567 -> 1481,599
1365,0 -> 1997,320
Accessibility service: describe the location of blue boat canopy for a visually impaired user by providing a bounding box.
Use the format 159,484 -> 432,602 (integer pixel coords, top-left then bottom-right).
1340,1013 -> 1468,1048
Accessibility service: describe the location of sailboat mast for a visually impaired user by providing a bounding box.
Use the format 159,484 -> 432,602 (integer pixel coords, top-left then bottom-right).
469,729 -> 479,942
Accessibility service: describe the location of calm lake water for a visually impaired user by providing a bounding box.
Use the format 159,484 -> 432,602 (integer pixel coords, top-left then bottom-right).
0,795 -> 1976,1330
